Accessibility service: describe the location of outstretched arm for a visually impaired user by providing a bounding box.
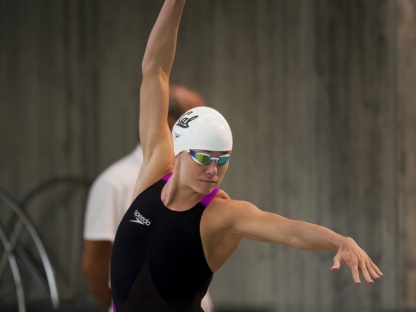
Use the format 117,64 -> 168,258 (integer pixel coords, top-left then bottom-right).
220,200 -> 383,284
270,217 -> 383,284
134,0 -> 186,197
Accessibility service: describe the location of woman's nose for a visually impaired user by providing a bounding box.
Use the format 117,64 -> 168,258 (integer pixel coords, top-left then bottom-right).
205,160 -> 218,175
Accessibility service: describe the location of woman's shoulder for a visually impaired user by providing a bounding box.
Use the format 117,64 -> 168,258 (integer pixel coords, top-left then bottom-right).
208,193 -> 255,219
207,195 -> 262,231
215,189 -> 230,200
212,191 -> 253,209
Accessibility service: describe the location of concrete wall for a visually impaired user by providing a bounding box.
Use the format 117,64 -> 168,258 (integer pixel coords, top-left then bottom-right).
1,0 -> 415,310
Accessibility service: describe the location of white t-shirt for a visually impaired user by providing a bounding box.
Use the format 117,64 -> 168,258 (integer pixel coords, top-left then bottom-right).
83,144 -> 143,242
83,144 -> 214,312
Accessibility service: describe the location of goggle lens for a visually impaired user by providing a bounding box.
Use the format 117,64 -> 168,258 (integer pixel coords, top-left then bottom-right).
188,150 -> 230,166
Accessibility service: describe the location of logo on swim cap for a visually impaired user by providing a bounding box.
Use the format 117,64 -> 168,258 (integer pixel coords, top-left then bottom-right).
176,112 -> 199,128
172,107 -> 233,156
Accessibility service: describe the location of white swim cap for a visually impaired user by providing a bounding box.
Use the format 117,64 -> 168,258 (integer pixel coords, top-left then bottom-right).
172,107 -> 233,156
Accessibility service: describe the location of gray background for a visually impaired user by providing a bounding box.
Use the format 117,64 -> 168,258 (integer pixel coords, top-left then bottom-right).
1,0 -> 415,311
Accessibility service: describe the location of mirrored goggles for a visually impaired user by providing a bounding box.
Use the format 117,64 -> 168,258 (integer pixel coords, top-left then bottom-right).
188,150 -> 230,166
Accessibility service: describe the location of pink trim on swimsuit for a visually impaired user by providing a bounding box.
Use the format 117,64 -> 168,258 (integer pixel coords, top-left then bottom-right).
163,172 -> 173,181
200,188 -> 219,207
162,172 -> 219,207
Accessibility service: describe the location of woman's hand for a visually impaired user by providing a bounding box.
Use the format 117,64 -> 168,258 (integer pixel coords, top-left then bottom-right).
331,237 -> 383,284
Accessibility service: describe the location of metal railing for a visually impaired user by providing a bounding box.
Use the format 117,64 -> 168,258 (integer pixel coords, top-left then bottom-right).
0,176 -> 92,311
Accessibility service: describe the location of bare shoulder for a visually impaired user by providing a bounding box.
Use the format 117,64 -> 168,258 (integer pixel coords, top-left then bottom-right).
204,193 -> 288,242
203,194 -> 261,233
210,191 -> 260,215
215,189 -> 231,200
201,194 -> 265,271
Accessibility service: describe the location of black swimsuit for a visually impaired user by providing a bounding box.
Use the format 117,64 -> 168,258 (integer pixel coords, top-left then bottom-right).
111,174 -> 216,312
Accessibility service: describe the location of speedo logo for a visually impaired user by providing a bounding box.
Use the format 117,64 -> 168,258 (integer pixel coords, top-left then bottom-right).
176,111 -> 198,128
130,210 -> 151,226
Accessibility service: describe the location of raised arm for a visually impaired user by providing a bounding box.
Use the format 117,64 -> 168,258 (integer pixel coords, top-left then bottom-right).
135,0 -> 186,196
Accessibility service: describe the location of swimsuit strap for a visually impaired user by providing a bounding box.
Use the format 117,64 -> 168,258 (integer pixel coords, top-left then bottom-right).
200,188 -> 219,207
162,172 -> 219,207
